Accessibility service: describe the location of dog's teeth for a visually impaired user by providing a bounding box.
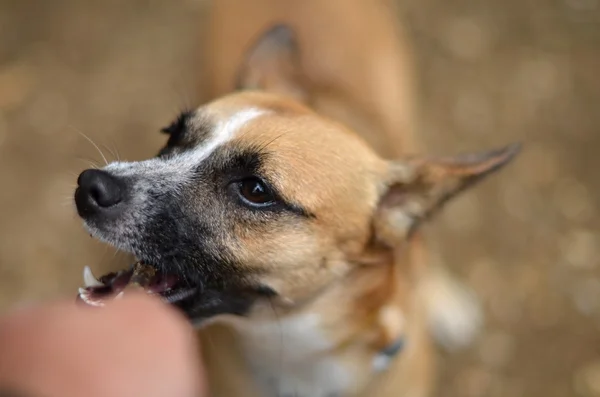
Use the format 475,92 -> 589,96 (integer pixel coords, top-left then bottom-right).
84,296 -> 105,307
78,289 -> 105,307
83,266 -> 103,288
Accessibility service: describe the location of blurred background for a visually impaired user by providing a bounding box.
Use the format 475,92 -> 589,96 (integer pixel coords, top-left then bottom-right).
0,0 -> 598,396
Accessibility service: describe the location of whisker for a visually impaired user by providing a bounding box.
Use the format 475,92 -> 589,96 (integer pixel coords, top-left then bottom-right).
110,141 -> 122,162
255,131 -> 289,155
72,127 -> 109,166
76,157 -> 100,169
66,171 -> 82,178
167,79 -> 196,115
60,195 -> 76,207
101,143 -> 119,163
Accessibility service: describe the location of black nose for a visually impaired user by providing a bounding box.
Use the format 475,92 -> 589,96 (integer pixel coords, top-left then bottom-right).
75,169 -> 124,217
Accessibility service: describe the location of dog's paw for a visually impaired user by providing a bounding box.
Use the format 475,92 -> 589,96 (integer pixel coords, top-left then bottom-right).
421,265 -> 483,352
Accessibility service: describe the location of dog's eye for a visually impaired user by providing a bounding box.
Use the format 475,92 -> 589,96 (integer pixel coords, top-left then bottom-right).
237,177 -> 276,207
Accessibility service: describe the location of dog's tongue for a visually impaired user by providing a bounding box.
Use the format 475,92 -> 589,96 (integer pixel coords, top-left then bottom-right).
77,262 -> 188,307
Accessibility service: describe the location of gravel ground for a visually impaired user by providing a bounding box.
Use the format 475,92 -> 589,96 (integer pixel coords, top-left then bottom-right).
0,1 -> 598,396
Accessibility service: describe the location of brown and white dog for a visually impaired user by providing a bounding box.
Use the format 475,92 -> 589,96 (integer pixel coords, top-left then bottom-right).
74,1 -> 520,396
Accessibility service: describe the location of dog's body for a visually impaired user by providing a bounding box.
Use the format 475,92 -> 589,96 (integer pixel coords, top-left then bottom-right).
74,1 -> 520,396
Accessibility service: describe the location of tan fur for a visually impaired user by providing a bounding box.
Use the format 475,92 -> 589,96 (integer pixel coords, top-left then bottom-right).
188,2 -> 520,396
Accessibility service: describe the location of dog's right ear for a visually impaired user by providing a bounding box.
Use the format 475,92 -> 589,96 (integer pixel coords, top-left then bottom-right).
236,24 -> 307,102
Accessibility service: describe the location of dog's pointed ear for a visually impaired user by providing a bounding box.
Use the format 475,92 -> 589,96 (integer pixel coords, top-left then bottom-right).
236,24 -> 307,102
374,143 -> 521,246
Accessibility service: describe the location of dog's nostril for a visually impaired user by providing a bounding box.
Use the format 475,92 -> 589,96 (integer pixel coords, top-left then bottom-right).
76,169 -> 124,209
90,183 -> 120,207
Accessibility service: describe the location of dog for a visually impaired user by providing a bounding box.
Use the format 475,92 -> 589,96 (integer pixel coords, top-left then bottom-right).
74,1 -> 520,396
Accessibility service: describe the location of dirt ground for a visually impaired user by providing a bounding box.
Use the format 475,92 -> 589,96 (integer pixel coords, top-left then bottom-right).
0,1 -> 598,396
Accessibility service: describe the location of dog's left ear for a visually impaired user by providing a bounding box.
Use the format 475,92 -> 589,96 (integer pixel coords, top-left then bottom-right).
236,24 -> 307,102
374,143 -> 521,246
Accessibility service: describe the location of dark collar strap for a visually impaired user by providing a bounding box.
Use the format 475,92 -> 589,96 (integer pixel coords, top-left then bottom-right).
372,337 -> 406,373
380,337 -> 405,358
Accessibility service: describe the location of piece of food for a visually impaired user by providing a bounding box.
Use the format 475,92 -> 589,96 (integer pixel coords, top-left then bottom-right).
77,263 -> 194,307
127,262 -> 157,290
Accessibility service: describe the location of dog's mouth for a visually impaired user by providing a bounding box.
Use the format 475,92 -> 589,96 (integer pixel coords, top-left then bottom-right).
77,262 -> 197,308
76,260 -> 272,322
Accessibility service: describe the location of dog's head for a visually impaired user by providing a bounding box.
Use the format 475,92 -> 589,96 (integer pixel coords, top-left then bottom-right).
75,88 -> 518,323
75,24 -> 519,325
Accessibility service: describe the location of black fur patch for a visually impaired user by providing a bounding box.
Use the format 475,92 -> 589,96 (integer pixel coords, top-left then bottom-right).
158,110 -> 214,156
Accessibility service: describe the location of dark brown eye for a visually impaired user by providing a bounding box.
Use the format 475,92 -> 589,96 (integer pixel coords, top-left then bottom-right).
237,177 -> 276,207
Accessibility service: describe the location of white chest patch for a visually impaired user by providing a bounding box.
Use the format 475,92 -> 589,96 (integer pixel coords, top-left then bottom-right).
228,313 -> 352,397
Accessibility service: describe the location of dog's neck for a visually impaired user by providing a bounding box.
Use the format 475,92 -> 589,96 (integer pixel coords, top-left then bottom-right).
205,241 -> 423,397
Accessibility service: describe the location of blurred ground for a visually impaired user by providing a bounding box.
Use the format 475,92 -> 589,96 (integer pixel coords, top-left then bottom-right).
0,1 -> 598,396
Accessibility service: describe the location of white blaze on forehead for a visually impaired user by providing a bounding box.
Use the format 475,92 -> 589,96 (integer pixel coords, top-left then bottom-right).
191,107 -> 267,162
104,107 -> 267,178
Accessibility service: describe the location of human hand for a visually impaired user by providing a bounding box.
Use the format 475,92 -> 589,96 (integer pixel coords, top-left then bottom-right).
0,294 -> 205,397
